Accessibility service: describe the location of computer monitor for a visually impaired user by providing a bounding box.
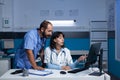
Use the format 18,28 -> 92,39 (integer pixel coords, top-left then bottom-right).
89,48 -> 104,76
1,39 -> 14,54
85,43 -> 101,68
67,43 -> 102,74
85,43 -> 104,76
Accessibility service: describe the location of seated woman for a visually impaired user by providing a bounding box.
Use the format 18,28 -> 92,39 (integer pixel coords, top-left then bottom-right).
44,31 -> 86,70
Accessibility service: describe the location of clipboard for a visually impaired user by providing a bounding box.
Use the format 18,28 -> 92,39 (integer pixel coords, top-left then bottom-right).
29,69 -> 53,76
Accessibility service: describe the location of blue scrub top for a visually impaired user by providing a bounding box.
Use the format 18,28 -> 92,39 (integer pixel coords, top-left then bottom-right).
14,29 -> 46,69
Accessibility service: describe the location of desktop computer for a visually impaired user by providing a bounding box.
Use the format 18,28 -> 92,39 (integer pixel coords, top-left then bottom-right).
68,43 -> 103,76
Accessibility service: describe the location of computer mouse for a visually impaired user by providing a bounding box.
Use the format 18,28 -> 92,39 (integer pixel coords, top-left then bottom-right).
60,71 -> 66,74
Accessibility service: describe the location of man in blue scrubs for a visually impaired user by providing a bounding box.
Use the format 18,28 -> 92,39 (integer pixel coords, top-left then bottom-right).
14,20 -> 53,70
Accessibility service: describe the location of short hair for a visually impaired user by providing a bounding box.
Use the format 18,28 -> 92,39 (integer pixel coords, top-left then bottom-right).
39,20 -> 52,30
50,31 -> 65,49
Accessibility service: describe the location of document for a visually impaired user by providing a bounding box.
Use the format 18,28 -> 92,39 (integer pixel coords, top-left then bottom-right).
29,69 -> 53,76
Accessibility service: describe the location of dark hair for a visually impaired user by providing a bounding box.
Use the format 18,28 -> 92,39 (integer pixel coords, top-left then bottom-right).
50,31 -> 65,49
39,20 -> 52,30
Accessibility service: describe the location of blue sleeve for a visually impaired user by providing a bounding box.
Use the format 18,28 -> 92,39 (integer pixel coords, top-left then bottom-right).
24,32 -> 35,50
46,63 -> 62,70
68,60 -> 79,69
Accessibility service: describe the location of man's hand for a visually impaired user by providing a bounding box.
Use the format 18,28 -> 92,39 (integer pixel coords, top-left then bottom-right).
26,49 -> 45,70
34,66 -> 45,70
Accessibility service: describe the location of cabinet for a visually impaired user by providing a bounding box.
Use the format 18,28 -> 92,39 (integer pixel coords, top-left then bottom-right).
0,4 -> 2,31
0,58 -> 11,76
90,21 -> 108,71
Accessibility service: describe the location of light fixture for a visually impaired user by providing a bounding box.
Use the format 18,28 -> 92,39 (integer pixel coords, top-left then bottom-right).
48,20 -> 76,26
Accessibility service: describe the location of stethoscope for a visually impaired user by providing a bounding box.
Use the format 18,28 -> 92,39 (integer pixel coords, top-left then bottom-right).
50,49 -> 66,65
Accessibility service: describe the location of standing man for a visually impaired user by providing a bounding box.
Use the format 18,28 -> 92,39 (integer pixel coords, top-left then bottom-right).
14,20 -> 53,70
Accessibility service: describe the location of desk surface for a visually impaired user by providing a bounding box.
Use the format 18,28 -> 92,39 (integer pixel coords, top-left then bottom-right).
0,68 -> 110,80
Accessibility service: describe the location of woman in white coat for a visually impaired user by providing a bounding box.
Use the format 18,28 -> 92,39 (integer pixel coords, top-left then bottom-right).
44,31 -> 86,70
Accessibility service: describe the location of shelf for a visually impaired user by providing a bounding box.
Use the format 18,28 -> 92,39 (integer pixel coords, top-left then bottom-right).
91,39 -> 107,42
91,29 -> 108,32
90,21 -> 108,71
70,50 -> 89,55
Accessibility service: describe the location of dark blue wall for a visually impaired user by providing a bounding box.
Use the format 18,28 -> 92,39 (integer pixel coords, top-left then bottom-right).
108,0 -> 120,78
13,38 -> 90,51
46,38 -> 90,50
108,39 -> 120,78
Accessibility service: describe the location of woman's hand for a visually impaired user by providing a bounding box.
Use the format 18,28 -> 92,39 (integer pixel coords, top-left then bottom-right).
62,66 -> 71,70
77,55 -> 87,62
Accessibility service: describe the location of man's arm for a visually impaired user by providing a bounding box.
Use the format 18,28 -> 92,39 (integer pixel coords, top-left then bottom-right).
39,49 -> 46,67
26,49 -> 44,70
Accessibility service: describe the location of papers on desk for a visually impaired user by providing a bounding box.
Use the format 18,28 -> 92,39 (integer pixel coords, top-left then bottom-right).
29,69 -> 53,76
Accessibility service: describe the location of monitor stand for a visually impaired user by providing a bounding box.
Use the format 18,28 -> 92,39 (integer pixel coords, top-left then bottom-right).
89,49 -> 104,76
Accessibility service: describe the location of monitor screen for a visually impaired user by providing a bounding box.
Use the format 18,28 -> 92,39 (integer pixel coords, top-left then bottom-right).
85,43 -> 101,68
2,39 -> 14,49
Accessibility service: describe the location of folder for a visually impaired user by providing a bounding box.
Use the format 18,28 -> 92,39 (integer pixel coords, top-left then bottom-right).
29,69 -> 53,76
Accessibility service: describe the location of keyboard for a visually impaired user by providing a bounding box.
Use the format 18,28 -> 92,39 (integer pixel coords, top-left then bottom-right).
68,67 -> 88,73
